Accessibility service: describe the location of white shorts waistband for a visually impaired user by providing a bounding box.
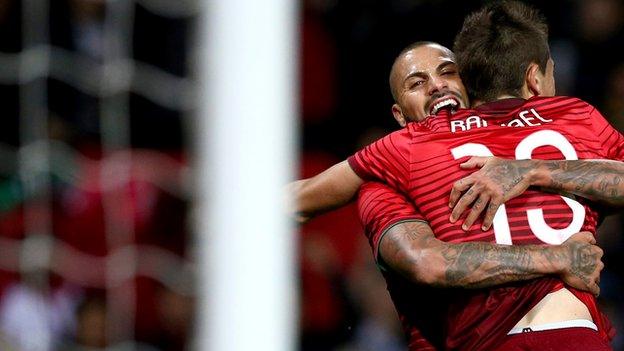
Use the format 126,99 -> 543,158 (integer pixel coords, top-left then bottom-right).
508,319 -> 597,335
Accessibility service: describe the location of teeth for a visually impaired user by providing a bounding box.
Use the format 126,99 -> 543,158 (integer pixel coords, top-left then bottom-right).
431,98 -> 458,114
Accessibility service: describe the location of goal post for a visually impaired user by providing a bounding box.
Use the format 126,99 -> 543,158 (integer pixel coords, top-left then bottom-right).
196,0 -> 299,350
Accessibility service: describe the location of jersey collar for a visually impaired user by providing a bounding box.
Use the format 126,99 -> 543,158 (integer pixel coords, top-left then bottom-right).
475,98 -> 526,113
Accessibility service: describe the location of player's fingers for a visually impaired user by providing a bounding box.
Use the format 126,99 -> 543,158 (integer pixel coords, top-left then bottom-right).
459,156 -> 488,169
568,231 -> 596,245
597,259 -> 604,272
590,283 -> 600,297
584,232 -> 596,245
586,232 -> 597,245
596,247 -> 604,259
450,185 -> 479,223
462,194 -> 490,231
449,177 -> 475,208
481,201 -> 501,231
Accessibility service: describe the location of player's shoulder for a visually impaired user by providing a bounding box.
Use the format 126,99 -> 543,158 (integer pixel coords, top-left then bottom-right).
405,115 -> 448,134
527,95 -> 596,111
355,127 -> 411,151
383,123 -> 420,142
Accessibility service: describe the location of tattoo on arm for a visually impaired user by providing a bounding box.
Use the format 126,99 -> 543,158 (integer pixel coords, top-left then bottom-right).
380,221 -> 562,289
439,243 -> 540,288
542,160 -> 624,206
482,161 -> 533,194
563,242 -> 598,287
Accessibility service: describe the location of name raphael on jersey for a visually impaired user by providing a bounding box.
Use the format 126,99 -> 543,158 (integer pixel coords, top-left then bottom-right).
450,108 -> 553,133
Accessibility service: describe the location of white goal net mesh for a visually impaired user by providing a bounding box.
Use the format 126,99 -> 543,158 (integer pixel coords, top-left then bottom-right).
0,1 -> 198,350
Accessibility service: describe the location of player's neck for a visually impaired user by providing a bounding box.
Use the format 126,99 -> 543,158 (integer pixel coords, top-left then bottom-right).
471,94 -> 524,108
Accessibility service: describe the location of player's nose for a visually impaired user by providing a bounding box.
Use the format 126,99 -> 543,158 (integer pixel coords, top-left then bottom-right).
428,75 -> 448,95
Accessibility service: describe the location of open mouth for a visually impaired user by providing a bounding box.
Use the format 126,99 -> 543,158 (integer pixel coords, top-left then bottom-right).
429,97 -> 460,115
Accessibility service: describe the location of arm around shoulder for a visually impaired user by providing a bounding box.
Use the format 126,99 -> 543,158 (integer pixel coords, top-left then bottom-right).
288,160 -> 363,223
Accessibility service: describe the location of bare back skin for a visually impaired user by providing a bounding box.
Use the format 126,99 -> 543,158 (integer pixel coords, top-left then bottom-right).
515,289 -> 591,328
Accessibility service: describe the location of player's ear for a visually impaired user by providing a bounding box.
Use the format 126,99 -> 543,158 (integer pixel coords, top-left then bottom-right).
525,62 -> 542,97
392,104 -> 407,127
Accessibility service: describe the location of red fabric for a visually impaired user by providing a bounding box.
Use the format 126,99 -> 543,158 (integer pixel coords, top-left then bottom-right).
493,327 -> 613,351
350,96 -> 622,350
444,279 -> 564,350
357,182 -> 442,350
357,181 -> 425,261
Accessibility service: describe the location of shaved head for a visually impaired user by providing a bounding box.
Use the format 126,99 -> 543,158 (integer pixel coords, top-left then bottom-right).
387,41 -> 468,125
389,42 -> 456,101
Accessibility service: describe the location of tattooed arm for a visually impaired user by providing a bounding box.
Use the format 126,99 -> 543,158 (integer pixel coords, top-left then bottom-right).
380,220 -> 603,293
533,159 -> 624,205
449,157 -> 624,230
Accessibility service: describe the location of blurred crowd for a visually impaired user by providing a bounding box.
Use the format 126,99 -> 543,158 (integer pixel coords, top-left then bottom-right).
0,0 -> 194,350
0,0 -> 622,350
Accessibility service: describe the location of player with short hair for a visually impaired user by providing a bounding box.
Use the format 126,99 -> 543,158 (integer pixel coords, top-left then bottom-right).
350,2 -> 622,350
292,2 -> 624,350
355,41 -> 611,351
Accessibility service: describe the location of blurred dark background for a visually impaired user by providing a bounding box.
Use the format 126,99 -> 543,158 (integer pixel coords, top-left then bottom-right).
0,0 -> 622,350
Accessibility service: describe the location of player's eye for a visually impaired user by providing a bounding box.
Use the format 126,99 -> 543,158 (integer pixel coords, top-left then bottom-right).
410,80 -> 425,89
441,70 -> 457,76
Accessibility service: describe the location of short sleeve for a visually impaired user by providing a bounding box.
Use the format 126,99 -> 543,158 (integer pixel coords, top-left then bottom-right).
347,129 -> 411,192
589,107 -> 624,160
357,181 -> 425,264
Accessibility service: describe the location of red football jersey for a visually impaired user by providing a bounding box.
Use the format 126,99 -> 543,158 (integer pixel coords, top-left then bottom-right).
350,96 -> 623,350
358,181 -> 445,350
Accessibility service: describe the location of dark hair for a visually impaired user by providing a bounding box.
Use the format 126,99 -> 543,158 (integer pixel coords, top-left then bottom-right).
389,41 -> 452,101
453,1 -> 550,102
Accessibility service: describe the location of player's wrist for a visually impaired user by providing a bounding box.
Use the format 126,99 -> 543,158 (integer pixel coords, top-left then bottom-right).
551,245 -> 572,275
547,245 -> 569,275
527,159 -> 549,187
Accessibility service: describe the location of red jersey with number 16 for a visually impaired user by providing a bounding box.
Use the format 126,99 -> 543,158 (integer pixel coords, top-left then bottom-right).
348,96 -> 623,350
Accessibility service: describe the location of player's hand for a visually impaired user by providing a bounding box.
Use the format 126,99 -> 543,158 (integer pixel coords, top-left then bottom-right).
559,232 -> 604,296
448,156 -> 536,231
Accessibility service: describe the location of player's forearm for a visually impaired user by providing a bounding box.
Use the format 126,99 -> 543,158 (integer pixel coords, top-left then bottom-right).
289,177 -> 352,223
531,159 -> 624,206
422,241 -> 565,288
380,221 -> 565,288
289,160 -> 364,223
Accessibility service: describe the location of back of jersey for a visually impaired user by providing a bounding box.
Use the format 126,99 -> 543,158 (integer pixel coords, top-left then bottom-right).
405,96 -> 622,350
